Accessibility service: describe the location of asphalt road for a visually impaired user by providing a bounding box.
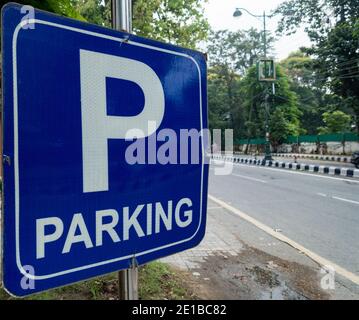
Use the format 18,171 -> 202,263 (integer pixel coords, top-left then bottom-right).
208,162 -> 359,280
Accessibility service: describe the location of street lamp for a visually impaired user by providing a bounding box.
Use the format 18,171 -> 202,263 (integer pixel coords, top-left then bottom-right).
233,8 -> 269,58
233,7 -> 274,161
233,8 -> 242,18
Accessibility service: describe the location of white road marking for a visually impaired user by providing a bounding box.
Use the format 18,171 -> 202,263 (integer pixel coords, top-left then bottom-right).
208,194 -> 359,286
232,174 -> 267,184
210,166 -> 267,183
317,193 -> 327,197
332,196 -> 359,206
317,193 -> 359,205
231,162 -> 359,184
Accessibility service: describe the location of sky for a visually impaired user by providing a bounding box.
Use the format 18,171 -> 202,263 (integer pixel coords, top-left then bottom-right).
204,0 -> 312,60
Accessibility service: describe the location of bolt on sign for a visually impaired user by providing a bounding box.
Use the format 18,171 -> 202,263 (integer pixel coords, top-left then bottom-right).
1,3 -> 208,296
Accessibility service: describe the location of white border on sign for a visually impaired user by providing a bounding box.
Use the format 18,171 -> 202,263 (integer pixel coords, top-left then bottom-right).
12,19 -> 205,280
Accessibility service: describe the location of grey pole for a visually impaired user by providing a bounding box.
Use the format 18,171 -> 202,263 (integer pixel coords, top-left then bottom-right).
233,7 -> 272,160
111,0 -> 138,300
263,11 -> 266,59
262,11 -> 272,161
112,0 -> 132,32
264,93 -> 271,161
118,258 -> 138,300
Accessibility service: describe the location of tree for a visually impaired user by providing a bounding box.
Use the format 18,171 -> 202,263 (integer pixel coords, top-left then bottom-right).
279,51 -> 350,135
280,51 -> 320,134
275,0 -> 359,133
239,64 -> 301,150
269,109 -> 295,150
72,0 -> 106,26
206,29 -> 275,143
0,0 -> 84,19
207,69 -> 238,133
207,29 -> 274,76
72,0 -> 209,50
132,0 -> 209,49
318,110 -> 352,134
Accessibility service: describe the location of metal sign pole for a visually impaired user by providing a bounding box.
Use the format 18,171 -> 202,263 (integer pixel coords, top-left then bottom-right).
112,0 -> 132,32
118,258 -> 138,300
111,0 -> 137,300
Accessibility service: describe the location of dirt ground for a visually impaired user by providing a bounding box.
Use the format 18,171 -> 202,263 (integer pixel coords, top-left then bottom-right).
178,244 -> 331,300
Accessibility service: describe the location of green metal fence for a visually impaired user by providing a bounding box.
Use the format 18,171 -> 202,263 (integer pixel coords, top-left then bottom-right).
237,138 -> 266,145
236,133 -> 359,145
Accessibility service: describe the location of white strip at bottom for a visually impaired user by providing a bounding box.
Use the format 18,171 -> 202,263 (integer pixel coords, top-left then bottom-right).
208,194 -> 359,286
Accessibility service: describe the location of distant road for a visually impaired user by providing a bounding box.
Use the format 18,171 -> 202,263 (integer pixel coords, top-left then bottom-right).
209,162 -> 359,279
232,154 -> 355,168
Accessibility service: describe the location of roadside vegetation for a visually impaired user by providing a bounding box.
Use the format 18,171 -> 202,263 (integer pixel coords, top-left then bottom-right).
0,262 -> 195,300
209,0 -> 359,148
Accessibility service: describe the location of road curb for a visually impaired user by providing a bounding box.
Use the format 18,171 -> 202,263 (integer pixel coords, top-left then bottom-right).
272,153 -> 351,163
212,154 -> 359,179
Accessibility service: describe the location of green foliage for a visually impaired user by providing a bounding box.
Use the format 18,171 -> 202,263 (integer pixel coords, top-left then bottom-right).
269,109 -> 293,147
0,262 -> 194,300
239,64 -> 301,148
280,51 -> 318,134
0,273 -> 117,300
138,262 -> 192,300
132,0 -> 209,49
275,0 -> 359,39
3,0 -> 84,19
275,0 -> 359,132
3,0 -> 210,49
72,0 -> 107,26
207,69 -> 238,132
318,110 -> 352,134
71,0 -> 209,49
280,51 -> 314,85
279,50 -> 348,135
207,29 -> 276,142
207,29 -> 274,76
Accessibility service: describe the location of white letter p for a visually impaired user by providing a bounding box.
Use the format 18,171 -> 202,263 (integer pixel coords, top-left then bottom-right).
80,49 -> 165,193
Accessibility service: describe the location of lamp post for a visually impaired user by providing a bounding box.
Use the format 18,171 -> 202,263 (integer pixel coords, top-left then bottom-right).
233,8 -> 273,161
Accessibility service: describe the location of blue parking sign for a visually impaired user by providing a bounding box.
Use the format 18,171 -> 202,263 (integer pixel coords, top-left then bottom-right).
1,3 -> 208,296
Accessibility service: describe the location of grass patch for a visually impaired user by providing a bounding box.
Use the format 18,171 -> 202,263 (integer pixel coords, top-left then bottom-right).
0,273 -> 118,300
0,262 -> 195,300
138,261 -> 194,300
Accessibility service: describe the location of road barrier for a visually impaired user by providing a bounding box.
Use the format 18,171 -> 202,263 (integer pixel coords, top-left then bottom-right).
272,153 -> 351,163
211,154 -> 359,179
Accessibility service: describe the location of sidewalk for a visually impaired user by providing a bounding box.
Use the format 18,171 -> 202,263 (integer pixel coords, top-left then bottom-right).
161,199 -> 359,300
